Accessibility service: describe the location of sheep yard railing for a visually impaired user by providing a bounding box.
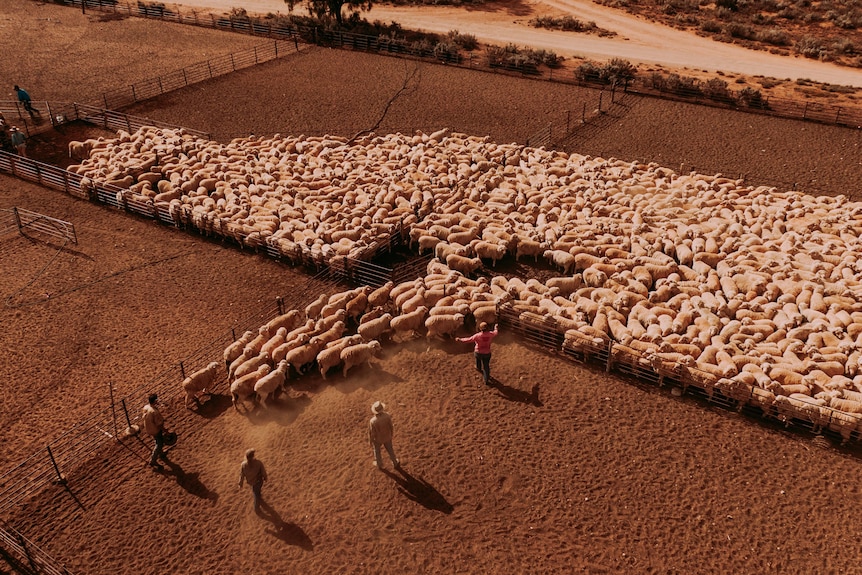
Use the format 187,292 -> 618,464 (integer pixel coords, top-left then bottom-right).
0,520 -> 74,575
0,148 -> 428,289
496,301 -> 862,445
0,208 -> 77,246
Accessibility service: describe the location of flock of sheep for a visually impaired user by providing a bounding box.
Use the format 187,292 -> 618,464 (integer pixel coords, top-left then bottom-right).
69,125 -> 862,441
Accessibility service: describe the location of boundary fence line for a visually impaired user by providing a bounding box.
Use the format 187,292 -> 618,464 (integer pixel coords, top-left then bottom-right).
57,0 -> 862,131
0,39 -> 296,140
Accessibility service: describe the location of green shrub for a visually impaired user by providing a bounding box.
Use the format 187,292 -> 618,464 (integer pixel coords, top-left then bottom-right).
795,35 -> 827,58
601,58 -> 637,84
757,27 -> 790,45
445,30 -> 478,51
649,72 -> 668,91
738,86 -> 766,108
665,73 -> 702,97
700,19 -> 723,33
727,23 -> 756,39
575,61 -> 603,83
703,77 -> 733,102
831,37 -> 856,54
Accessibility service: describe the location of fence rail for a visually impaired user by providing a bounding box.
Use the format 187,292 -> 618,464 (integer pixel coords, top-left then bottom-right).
0,208 -> 77,245
0,520 -> 73,575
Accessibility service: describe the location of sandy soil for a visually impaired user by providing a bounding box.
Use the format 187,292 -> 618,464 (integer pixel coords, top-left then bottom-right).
2,1 -> 862,574
157,0 -> 862,88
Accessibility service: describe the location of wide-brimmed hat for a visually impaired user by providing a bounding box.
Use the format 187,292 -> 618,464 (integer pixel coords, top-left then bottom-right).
371,401 -> 385,414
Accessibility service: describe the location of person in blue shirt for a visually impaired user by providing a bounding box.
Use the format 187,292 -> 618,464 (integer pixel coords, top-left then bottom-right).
13,85 -> 34,115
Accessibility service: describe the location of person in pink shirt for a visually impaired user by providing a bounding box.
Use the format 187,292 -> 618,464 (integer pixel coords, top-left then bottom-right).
457,322 -> 499,385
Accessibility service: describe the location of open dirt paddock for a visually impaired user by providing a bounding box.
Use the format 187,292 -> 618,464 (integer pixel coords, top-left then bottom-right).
2,1 -> 862,574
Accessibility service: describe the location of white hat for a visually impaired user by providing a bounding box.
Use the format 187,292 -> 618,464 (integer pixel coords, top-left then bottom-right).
371,401 -> 385,414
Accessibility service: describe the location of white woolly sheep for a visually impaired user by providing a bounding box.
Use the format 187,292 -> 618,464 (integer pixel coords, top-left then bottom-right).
390,306 -> 429,341
341,340 -> 383,378
446,254 -> 482,276
254,359 -> 290,407
223,330 -> 255,369
544,249 -> 576,275
232,352 -> 271,382
231,364 -> 271,411
285,339 -> 326,375
265,309 -> 303,335
316,334 -> 363,379
182,361 -> 220,409
358,313 -> 393,342
368,281 -> 395,309
425,313 -> 465,339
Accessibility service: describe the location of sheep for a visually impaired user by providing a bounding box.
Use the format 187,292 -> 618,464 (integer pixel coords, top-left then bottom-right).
368,281 -> 395,309
546,275 -> 583,297
285,339 -> 326,375
228,346 -> 257,381
260,327 -> 289,359
231,364 -> 271,411
425,313 -> 466,339
223,330 -> 255,369
472,240 -> 508,267
446,254 -> 482,276
345,289 -> 370,324
312,320 -> 346,347
544,249 -> 576,274
265,309 -> 303,335
182,361 -> 220,408
305,293 -> 328,319
272,332 -> 311,363
390,306 -> 429,341
317,334 -> 364,379
341,340 -> 383,378
515,238 -> 544,262
243,325 -> 271,356
358,313 -> 393,342
232,352 -> 271,382
254,359 -> 290,407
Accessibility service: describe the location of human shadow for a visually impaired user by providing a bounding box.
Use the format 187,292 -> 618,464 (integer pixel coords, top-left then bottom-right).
158,458 -> 219,502
257,500 -> 314,550
488,377 -> 543,407
382,466 -> 453,514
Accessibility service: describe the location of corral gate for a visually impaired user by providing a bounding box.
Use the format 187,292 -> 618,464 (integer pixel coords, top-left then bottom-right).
0,208 -> 77,245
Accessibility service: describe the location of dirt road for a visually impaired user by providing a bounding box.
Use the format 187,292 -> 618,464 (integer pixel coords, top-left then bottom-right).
163,0 -> 862,87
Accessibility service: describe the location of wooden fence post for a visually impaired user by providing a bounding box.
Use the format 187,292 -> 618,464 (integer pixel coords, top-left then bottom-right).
605,340 -> 614,373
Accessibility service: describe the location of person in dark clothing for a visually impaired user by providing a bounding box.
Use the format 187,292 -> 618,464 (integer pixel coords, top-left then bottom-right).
13,85 -> 34,116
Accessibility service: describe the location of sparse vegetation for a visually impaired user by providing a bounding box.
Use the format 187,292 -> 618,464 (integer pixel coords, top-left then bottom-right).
529,15 -> 616,37
596,0 -> 862,67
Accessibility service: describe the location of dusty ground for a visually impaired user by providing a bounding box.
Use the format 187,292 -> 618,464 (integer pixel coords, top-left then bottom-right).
2,1 -> 862,574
